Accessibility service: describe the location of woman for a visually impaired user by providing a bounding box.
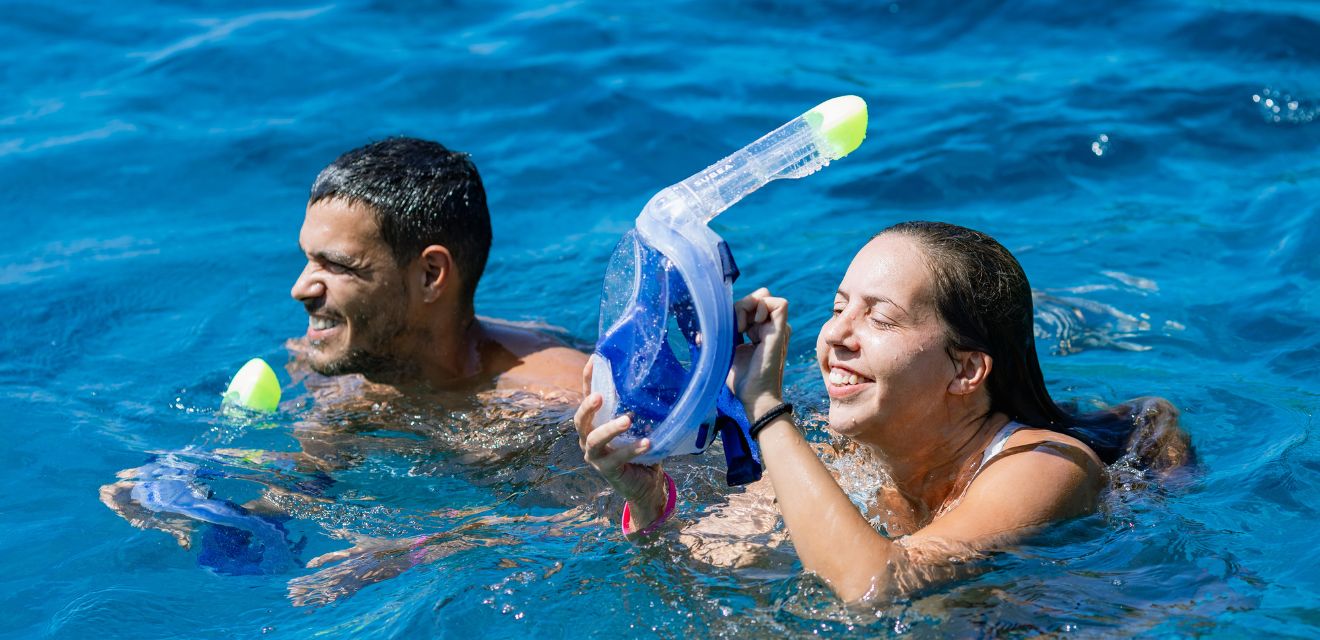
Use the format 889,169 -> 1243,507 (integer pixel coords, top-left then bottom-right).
575,221 -> 1190,602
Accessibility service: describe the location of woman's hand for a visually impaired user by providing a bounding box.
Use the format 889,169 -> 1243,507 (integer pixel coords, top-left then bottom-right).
729,287 -> 792,416
574,360 -> 668,529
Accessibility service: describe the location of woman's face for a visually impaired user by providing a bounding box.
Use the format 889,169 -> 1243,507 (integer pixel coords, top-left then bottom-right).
816,234 -> 959,443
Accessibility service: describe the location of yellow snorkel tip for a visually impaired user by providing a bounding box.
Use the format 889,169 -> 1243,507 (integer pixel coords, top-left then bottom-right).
222,358 -> 281,413
805,95 -> 868,159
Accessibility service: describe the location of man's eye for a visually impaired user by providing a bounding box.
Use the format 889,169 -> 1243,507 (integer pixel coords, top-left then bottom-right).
324,261 -> 351,275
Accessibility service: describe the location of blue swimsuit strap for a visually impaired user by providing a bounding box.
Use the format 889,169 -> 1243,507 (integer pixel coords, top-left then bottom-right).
713,241 -> 762,485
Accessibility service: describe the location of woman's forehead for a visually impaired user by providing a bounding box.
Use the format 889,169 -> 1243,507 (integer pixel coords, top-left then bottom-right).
839,235 -> 934,306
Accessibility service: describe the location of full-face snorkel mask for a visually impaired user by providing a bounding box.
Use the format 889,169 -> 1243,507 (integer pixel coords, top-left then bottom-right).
590,96 -> 868,485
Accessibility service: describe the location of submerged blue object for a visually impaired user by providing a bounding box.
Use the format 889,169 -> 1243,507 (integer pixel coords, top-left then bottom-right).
131,457 -> 304,575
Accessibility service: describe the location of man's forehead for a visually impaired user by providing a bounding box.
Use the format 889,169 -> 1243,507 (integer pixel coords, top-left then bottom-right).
300,198 -> 384,250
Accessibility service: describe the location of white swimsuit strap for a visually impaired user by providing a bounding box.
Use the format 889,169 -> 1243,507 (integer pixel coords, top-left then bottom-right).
934,421 -> 1031,519
980,421 -> 1025,469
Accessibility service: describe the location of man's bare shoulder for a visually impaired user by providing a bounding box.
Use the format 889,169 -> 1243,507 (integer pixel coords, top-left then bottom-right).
479,317 -> 581,354
479,318 -> 588,395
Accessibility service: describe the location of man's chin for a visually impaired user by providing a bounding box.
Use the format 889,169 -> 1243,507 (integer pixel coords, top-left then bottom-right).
308,348 -> 407,379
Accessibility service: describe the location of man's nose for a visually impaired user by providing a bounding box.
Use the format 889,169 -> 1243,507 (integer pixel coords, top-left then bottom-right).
290,263 -> 325,303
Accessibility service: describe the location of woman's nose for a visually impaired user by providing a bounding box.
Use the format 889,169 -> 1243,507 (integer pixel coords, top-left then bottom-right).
290,263 -> 325,302
821,312 -> 859,352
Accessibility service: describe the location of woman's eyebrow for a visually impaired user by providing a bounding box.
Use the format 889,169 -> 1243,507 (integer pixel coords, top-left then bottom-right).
862,294 -> 910,317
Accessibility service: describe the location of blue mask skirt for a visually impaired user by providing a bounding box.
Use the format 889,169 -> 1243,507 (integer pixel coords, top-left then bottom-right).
592,230 -> 761,485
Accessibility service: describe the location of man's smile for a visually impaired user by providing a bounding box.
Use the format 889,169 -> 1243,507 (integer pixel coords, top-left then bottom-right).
307,313 -> 344,342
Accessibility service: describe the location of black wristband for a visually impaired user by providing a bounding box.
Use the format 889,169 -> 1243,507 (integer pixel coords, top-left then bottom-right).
749,402 -> 793,441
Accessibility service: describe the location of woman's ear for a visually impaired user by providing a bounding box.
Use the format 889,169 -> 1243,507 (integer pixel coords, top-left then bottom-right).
417,245 -> 453,303
948,350 -> 992,396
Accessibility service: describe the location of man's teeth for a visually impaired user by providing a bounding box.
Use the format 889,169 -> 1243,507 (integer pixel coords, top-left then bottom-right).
829,370 -> 863,386
310,316 -> 340,330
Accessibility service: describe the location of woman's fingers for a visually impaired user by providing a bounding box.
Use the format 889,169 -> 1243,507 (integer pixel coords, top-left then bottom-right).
580,360 -> 593,397
598,437 -> 651,470
735,288 -> 770,321
573,393 -> 603,442
763,296 -> 788,326
584,414 -> 632,461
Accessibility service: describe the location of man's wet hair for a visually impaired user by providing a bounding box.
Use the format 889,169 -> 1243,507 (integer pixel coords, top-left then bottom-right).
310,137 -> 491,305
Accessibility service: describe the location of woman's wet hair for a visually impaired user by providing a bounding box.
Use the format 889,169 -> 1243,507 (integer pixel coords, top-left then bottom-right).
877,221 -> 1147,464
310,137 -> 492,305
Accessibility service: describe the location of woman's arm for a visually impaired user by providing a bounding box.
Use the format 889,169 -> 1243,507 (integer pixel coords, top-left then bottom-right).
729,289 -> 901,598
755,413 -> 900,599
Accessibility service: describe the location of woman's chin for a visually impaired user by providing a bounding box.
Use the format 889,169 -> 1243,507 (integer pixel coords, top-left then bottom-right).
828,402 -> 891,440
827,409 -> 865,438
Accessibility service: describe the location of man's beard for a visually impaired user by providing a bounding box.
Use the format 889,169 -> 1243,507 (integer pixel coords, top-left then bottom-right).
310,347 -> 411,378
308,304 -> 414,380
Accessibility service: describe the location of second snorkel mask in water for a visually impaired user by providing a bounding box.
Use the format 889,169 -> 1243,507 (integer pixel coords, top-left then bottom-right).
590,96 -> 868,485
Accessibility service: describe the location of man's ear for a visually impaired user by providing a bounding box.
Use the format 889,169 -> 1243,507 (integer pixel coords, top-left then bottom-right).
417,245 -> 454,303
948,350 -> 992,396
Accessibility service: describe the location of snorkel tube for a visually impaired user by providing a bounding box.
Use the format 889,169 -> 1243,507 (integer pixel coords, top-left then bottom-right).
590,96 -> 867,481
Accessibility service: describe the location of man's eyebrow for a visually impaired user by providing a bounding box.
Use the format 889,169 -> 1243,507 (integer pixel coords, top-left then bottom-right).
310,248 -> 357,265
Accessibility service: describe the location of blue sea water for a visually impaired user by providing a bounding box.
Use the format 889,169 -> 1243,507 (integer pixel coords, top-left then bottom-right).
2,0 -> 1319,637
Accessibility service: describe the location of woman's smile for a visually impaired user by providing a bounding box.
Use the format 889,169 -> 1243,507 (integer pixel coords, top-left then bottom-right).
825,364 -> 872,399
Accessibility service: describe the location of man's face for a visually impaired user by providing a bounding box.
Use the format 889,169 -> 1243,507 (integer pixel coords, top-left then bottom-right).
291,198 -> 410,377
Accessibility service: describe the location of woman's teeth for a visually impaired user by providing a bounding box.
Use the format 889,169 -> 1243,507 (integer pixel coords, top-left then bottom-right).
828,370 -> 863,386
310,316 -> 340,330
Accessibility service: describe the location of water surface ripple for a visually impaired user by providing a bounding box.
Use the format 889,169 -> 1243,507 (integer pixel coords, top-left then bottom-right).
1,1 -> 1318,637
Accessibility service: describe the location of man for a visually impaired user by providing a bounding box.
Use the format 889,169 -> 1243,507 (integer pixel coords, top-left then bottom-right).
101,137 -> 589,583
291,136 -> 584,395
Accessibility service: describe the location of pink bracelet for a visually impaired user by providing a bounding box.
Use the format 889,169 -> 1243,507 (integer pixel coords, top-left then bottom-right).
621,472 -> 676,536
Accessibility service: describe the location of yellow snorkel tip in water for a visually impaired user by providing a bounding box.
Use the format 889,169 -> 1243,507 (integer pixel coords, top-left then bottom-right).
222,358 -> 281,412
805,95 -> 868,159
